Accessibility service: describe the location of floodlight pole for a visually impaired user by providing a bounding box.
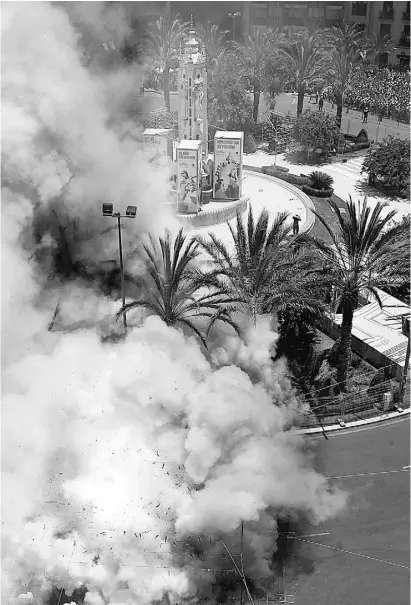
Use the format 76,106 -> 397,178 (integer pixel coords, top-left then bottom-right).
116,214 -> 127,331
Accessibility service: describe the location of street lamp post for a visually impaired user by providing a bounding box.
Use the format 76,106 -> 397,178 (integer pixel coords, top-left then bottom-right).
102,203 -> 137,332
228,11 -> 241,42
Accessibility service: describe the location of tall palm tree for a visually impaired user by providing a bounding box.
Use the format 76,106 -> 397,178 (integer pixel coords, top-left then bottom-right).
235,28 -> 283,123
195,208 -> 325,325
197,21 -> 229,81
324,21 -> 363,127
116,229 -> 239,347
147,14 -> 187,109
359,32 -> 395,67
280,27 -> 326,117
311,198 -> 410,389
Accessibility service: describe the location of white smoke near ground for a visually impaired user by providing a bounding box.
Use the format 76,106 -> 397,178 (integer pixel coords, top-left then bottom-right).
2,3 -> 347,605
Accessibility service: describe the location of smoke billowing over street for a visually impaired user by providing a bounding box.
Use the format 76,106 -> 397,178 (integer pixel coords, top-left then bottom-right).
2,3 -> 346,604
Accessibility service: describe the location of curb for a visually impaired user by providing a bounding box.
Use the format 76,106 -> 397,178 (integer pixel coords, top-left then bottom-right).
243,167 -> 316,235
296,407 -> 410,435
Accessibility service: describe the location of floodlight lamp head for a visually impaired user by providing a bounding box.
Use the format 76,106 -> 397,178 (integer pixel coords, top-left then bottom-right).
125,205 -> 137,218
102,203 -> 114,216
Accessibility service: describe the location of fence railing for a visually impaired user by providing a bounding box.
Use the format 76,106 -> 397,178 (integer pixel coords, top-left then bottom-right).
296,378 -> 408,428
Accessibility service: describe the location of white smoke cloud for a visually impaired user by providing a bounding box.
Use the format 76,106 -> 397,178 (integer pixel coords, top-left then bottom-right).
2,3 -> 347,605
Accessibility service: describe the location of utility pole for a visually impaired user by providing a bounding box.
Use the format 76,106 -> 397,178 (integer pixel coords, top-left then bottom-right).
399,319 -> 410,406
102,203 -> 137,333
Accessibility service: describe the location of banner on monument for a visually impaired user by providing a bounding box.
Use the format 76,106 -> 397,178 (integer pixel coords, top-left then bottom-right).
143,129 -> 173,168
213,131 -> 244,201
177,140 -> 202,214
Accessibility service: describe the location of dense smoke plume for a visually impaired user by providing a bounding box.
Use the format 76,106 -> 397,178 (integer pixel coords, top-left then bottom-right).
2,3 -> 346,605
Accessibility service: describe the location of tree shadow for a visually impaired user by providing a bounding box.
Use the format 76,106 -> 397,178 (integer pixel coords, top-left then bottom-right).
354,178 -> 404,203
283,149 -> 332,167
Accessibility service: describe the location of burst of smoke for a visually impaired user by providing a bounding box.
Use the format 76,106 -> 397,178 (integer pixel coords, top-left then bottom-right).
2,3 -> 347,605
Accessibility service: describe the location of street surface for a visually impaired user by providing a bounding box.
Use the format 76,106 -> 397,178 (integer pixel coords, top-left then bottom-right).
283,418 -> 410,605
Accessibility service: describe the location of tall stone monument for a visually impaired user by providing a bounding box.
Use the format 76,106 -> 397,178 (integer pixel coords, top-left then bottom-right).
178,15 -> 208,156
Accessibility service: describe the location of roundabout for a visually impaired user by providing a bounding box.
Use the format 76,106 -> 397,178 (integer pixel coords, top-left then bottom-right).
182,169 -> 315,246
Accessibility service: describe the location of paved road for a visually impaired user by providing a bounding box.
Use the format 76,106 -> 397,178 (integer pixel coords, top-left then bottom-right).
283,417 -> 410,605
262,93 -> 410,142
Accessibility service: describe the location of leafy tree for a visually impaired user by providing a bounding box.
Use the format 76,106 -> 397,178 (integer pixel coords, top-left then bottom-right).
280,27 -> 326,117
116,229 -> 239,347
208,53 -> 254,134
147,14 -> 187,109
311,198 -> 410,389
195,208 -> 325,326
325,20 -> 363,127
294,110 -> 340,158
235,28 -> 284,122
361,136 -> 410,196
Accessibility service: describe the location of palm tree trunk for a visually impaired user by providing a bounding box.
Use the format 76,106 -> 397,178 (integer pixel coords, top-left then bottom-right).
337,306 -> 354,390
163,65 -> 170,110
297,83 -> 305,117
336,93 -> 343,129
253,87 -> 260,123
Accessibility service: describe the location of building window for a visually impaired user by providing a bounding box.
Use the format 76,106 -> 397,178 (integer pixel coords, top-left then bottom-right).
251,2 -> 268,19
379,52 -> 389,66
380,23 -> 391,38
379,1 -> 394,19
352,2 -> 367,17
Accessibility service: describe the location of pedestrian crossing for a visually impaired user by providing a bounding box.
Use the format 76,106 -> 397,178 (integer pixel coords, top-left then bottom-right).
324,157 -> 366,180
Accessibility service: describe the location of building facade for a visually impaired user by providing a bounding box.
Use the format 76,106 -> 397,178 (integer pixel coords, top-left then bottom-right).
241,1 -> 409,68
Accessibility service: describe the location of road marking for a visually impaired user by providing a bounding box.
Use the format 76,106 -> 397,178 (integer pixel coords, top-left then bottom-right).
290,536 -> 410,570
328,469 -> 409,479
294,532 -> 330,538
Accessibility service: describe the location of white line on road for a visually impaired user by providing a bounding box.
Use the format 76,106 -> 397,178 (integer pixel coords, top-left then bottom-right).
294,533 -> 330,538
290,537 -> 410,570
328,469 -> 409,479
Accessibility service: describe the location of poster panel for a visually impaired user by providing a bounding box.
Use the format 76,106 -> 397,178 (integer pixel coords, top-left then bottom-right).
213,136 -> 243,200
143,131 -> 170,168
177,147 -> 200,214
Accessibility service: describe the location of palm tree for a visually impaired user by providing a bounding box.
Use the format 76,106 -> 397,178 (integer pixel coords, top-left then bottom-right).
235,28 -> 283,123
147,14 -> 188,109
195,208 -> 325,326
324,21 -> 363,127
116,229 -> 239,347
280,27 -> 326,117
197,21 -> 229,81
311,198 -> 410,389
359,32 -> 395,67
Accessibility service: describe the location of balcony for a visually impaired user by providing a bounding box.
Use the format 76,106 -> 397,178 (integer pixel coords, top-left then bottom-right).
379,9 -> 394,20
352,2 -> 367,17
403,11 -> 410,21
398,35 -> 410,47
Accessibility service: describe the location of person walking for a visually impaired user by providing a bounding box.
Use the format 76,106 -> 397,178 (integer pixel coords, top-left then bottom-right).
318,96 -> 324,112
362,104 -> 369,123
292,214 -> 301,235
139,82 -> 145,97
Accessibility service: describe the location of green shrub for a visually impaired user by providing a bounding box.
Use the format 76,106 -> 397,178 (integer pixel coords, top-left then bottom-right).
244,134 -> 257,154
302,184 -> 334,198
308,171 -> 334,190
361,135 -> 410,196
262,166 -> 310,187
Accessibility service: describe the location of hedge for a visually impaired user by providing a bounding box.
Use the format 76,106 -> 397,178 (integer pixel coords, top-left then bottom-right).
302,185 -> 334,198
261,166 -> 310,187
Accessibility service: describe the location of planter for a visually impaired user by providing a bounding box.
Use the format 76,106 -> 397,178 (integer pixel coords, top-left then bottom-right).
302,185 -> 334,198
201,188 -> 212,204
